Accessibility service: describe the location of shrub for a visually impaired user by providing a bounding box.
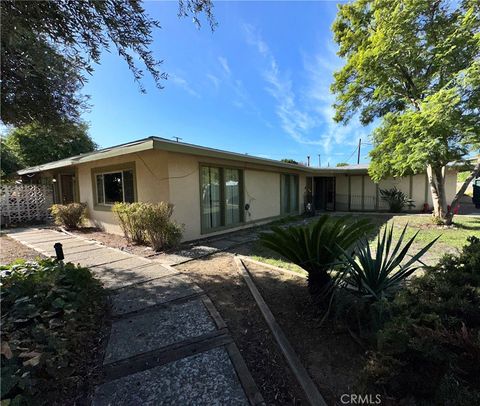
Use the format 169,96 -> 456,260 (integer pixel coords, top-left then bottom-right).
260,215 -> 374,304
362,236 -> 480,404
112,202 -> 145,243
112,202 -> 184,251
0,259 -> 106,404
141,202 -> 184,251
380,187 -> 414,212
50,202 -> 87,229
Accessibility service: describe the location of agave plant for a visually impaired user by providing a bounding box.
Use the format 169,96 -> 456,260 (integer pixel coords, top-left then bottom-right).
259,215 -> 374,303
340,224 -> 439,301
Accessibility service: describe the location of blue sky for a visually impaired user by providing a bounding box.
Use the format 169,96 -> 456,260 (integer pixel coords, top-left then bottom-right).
82,0 -> 375,166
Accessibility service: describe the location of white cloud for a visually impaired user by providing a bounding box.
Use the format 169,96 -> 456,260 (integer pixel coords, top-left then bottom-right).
169,74 -> 200,98
244,23 -> 372,160
243,24 -> 322,146
218,56 -> 231,76
207,73 -> 220,89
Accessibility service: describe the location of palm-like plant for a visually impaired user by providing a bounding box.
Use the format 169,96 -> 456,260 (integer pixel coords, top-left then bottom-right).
340,224 -> 439,301
259,215 -> 374,302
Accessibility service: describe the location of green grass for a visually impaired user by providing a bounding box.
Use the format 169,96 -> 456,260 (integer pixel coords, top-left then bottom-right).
248,214 -> 480,270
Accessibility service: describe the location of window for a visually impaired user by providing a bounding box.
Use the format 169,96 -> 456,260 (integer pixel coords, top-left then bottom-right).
201,166 -> 243,232
95,169 -> 135,205
281,174 -> 299,214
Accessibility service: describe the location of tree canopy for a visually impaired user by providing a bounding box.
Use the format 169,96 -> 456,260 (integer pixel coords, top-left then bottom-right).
332,0 -> 480,222
4,122 -> 97,171
281,158 -> 299,165
1,0 -> 215,127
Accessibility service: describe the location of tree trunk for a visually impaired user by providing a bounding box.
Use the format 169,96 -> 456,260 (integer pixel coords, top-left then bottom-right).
445,161 -> 480,225
427,165 -> 448,220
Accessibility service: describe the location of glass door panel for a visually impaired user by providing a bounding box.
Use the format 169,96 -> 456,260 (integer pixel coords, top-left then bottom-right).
201,167 -> 221,230
225,168 -> 241,225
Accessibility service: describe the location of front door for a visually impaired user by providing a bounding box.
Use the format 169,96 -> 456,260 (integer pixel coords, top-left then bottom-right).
60,174 -> 75,204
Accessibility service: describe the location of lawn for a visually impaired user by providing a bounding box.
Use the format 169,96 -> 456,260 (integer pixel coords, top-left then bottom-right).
246,214 -> 480,270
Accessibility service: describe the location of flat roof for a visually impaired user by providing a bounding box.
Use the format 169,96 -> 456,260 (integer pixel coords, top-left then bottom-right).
18,136 -> 370,175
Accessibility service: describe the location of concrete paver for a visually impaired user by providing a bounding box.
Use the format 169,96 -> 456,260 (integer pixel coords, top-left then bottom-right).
7,227 -> 261,405
111,274 -> 200,316
91,263 -> 177,290
94,347 -> 249,406
104,298 -> 217,364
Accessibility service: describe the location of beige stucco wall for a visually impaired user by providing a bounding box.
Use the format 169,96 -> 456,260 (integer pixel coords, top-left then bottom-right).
76,149 -> 306,241
341,170 -> 457,212
165,152 -> 305,241
244,170 -> 281,221
76,149 -> 170,234
71,145 -> 458,240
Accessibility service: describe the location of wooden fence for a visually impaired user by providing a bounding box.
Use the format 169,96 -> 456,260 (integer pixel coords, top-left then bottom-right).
0,184 -> 53,225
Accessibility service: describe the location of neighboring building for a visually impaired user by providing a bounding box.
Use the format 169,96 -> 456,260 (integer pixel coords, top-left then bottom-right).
18,137 -> 458,242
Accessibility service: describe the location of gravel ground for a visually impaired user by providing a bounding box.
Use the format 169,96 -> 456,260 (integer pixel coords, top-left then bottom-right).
0,234 -> 46,265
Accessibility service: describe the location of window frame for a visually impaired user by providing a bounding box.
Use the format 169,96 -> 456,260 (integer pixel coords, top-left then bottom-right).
199,163 -> 245,234
91,162 -> 137,211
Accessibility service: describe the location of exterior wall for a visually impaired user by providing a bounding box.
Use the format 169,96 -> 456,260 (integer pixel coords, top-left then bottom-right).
335,175 -> 349,210
244,170 -> 281,221
76,149 -> 169,234
165,151 -> 306,241
70,150 -> 303,242
336,170 -> 458,212
53,144 -> 459,241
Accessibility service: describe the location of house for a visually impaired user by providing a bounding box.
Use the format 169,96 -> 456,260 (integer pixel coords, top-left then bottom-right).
18,137 -> 458,241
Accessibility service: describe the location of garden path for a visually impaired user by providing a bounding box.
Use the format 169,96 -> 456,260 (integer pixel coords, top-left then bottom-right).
7,227 -> 264,406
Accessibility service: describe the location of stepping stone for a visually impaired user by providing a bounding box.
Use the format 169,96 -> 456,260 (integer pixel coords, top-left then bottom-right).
63,249 -> 128,267
93,347 -> 248,406
103,298 -> 217,364
15,234 -> 74,244
33,239 -> 97,253
111,274 -> 201,316
91,263 -> 177,290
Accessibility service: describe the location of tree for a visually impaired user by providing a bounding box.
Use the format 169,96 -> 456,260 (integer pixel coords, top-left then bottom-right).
281,158 -> 299,165
332,0 -> 480,224
0,139 -> 22,179
336,162 -> 349,167
1,0 -> 215,127
4,121 -> 97,168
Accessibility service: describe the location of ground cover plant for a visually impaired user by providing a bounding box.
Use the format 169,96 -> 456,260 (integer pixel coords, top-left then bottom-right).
0,259 -> 106,405
363,236 -> 480,405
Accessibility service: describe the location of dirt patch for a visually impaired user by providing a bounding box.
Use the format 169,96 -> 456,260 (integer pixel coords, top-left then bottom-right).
63,228 -> 158,258
0,234 -> 46,265
243,260 -> 366,404
175,253 -> 366,405
175,253 -> 307,405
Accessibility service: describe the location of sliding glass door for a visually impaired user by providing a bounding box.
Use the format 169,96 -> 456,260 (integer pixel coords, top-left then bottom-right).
281,174 -> 299,214
201,166 -> 243,232
201,167 -> 222,230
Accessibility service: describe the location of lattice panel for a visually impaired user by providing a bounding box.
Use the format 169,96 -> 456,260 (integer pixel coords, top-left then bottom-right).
0,185 -> 53,224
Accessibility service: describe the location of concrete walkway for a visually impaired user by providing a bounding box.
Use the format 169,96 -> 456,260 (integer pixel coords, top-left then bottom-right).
7,228 -> 264,406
